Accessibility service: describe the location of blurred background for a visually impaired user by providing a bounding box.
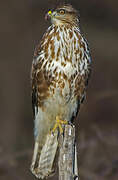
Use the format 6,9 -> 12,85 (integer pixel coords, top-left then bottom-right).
0,0 -> 118,179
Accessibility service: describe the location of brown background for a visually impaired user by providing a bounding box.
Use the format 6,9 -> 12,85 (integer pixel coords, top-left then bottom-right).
0,0 -> 118,179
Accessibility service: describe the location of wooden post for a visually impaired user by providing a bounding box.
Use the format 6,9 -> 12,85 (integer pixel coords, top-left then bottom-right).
58,125 -> 79,180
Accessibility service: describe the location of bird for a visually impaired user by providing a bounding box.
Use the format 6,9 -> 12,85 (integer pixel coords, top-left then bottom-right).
30,4 -> 91,179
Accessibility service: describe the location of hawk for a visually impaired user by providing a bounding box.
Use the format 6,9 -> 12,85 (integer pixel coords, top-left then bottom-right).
30,4 -> 91,179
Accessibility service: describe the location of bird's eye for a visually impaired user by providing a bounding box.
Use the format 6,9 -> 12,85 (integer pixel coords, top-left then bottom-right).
59,9 -> 65,15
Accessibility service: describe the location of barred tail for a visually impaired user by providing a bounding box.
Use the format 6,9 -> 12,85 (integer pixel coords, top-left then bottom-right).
30,131 -> 58,179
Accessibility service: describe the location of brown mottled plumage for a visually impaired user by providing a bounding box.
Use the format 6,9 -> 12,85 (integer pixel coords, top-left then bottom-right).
31,4 -> 91,179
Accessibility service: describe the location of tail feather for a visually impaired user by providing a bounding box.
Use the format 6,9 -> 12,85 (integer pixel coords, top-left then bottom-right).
30,131 -> 58,179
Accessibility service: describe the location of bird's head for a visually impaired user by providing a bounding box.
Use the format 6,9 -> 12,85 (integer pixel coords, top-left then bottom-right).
45,4 -> 79,26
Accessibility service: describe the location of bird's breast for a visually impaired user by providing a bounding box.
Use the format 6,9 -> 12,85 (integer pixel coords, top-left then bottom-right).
41,26 -> 81,78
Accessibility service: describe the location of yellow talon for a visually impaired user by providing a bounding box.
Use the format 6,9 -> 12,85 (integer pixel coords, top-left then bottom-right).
52,116 -> 68,134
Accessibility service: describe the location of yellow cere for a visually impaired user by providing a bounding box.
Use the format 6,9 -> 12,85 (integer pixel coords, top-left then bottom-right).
48,10 -> 52,15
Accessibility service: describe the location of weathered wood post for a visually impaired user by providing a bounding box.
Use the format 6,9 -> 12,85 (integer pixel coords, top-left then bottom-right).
59,125 -> 79,180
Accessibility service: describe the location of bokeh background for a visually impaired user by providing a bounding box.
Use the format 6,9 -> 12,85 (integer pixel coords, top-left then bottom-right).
0,0 -> 118,179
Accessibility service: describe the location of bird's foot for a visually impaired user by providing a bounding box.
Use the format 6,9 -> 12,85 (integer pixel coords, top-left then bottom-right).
52,116 -> 68,134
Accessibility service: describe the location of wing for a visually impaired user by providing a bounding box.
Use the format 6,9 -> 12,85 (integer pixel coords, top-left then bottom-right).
31,45 -> 50,118
31,26 -> 55,117
71,36 -> 91,122
31,44 -> 59,179
78,36 -> 91,101
31,63 -> 38,118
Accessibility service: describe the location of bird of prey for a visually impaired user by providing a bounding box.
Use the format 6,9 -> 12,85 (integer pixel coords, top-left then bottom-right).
30,4 -> 91,179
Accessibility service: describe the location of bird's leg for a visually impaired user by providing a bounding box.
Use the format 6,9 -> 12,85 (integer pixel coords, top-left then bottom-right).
52,116 -> 68,134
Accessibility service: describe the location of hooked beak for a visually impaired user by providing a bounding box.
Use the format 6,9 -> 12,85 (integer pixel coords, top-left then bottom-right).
45,10 -> 52,20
